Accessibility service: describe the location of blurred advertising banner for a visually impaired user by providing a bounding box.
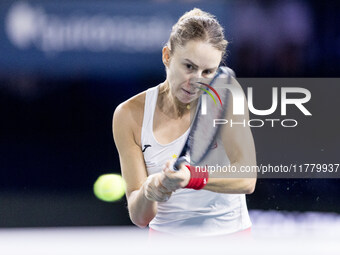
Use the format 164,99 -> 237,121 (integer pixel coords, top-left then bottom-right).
0,1 -> 230,78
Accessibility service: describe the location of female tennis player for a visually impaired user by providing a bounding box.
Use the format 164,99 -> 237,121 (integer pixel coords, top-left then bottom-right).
113,8 -> 256,237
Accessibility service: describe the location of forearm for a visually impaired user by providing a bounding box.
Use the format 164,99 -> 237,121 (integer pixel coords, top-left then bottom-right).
204,177 -> 256,194
203,162 -> 257,194
127,187 -> 157,228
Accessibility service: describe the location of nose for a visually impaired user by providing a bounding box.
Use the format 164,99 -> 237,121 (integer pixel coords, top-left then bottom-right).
187,71 -> 205,90
188,71 -> 203,85
192,70 -> 203,79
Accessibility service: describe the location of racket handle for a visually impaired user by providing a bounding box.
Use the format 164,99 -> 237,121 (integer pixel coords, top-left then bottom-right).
173,156 -> 188,171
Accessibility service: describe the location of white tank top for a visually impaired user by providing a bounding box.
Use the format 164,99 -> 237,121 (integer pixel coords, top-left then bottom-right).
141,85 -> 251,237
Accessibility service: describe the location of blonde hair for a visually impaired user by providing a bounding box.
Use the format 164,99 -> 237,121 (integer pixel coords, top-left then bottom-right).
167,8 -> 228,58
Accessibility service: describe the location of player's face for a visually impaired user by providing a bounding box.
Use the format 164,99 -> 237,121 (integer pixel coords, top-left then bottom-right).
166,40 -> 222,104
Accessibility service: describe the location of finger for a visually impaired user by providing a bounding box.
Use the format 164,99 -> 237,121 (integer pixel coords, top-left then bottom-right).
143,177 -> 166,202
179,162 -> 188,171
151,178 -> 172,200
154,189 -> 172,202
159,176 -> 176,192
161,192 -> 172,202
158,193 -> 171,202
162,160 -> 173,173
158,181 -> 172,193
144,189 -> 157,201
163,166 -> 174,177
146,188 -> 164,202
165,160 -> 172,169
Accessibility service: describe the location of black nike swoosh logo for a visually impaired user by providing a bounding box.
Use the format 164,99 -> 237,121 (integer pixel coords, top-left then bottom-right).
142,144 -> 152,152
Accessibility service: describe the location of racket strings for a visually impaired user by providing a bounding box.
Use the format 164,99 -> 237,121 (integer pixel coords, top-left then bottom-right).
189,68 -> 230,165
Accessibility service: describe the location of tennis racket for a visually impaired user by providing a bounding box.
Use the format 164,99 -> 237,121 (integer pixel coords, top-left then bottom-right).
173,66 -> 235,170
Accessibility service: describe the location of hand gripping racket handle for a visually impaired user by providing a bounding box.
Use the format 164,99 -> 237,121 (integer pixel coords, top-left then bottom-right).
173,156 -> 188,171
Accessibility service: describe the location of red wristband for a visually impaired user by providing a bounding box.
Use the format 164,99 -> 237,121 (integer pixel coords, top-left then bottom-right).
184,165 -> 209,190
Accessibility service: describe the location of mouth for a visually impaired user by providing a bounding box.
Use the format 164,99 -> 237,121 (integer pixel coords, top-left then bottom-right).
181,88 -> 196,96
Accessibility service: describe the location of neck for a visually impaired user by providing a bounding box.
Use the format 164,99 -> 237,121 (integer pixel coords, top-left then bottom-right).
158,81 -> 197,119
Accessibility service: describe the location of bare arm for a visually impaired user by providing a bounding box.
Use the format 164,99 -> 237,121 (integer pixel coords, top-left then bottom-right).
113,101 -> 158,228
162,77 -> 257,194
203,77 -> 257,194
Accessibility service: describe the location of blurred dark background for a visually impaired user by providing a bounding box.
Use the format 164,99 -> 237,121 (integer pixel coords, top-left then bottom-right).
0,0 -> 339,227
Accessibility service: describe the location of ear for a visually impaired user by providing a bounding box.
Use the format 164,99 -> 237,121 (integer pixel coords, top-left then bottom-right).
162,46 -> 171,67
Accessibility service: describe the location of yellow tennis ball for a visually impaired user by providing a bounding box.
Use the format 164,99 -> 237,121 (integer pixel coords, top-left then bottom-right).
93,174 -> 126,202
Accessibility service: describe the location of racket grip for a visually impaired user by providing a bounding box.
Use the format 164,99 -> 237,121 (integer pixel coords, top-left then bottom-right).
173,157 -> 188,171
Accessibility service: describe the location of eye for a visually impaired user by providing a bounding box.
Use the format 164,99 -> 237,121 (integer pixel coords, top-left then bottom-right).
185,64 -> 194,70
203,70 -> 215,76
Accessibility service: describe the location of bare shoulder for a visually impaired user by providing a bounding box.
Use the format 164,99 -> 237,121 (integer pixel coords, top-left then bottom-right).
113,90 -> 146,145
113,91 -> 146,122
112,90 -> 151,198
